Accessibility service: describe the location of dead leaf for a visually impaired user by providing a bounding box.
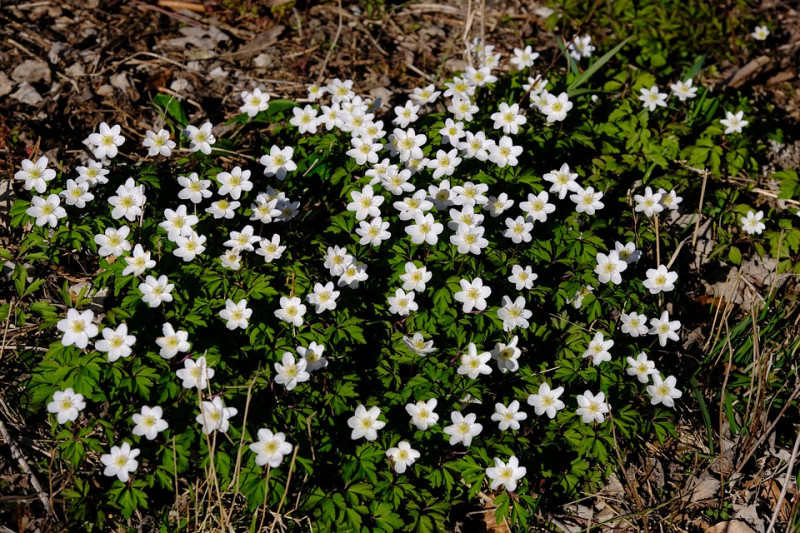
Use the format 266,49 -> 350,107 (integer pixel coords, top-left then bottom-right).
706,520 -> 757,533
11,59 -> 50,84
684,475 -> 720,503
10,82 -> 43,105
0,72 -> 13,98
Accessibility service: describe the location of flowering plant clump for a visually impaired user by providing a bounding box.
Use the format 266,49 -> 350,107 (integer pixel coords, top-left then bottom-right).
5,22 -> 795,531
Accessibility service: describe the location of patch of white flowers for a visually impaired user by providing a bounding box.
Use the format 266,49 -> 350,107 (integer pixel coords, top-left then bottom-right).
22,35 -> 714,493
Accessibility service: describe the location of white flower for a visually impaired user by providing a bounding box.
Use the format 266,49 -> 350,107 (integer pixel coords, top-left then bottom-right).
567,285 -> 594,309
177,173 -> 212,204
173,232 -> 207,262
443,411 -> 483,447
639,86 -> 668,111
274,352 -> 310,391
184,122 -> 215,155
94,226 -> 131,257
338,261 -> 369,289
156,322 -> 190,359
289,104 -> 319,134
176,356 -> 215,389
196,397 -> 238,434
543,163 -> 579,200
751,25 -> 769,41
405,398 -> 439,430
47,388 -> 86,424
347,405 -> 386,441
219,299 -> 251,330
217,167 -> 253,200
670,79 -> 698,101
485,193 -> 514,218
439,118 -> 465,146
453,278 -> 491,313
391,127 -> 427,162
56,309 -> 98,349
486,456 -> 526,492
224,225 -> 261,253
491,336 -> 522,373
327,78 -> 354,103
634,187 -> 664,217
541,92 -> 572,122
307,282 -> 340,313
260,146 -> 297,180
60,179 -> 94,208
393,100 -> 420,128
503,216 -> 533,244
142,129 -> 175,156
647,375 -> 683,407
356,217 -> 391,247
256,234 -> 286,263
658,188 -> 683,212
159,205 -> 198,242
347,184 -> 384,221
427,148 -> 461,180
347,137 -> 382,166
649,311 -> 681,346
527,383 -> 565,419
85,122 -> 125,159
568,35 -> 595,60
510,45 -> 539,69
491,400 -> 527,431
594,251 -> 628,285
497,295 -> 532,332
519,191 -> 555,223
387,288 -> 418,316
122,244 -> 156,277
386,441 -> 420,474
741,210 -> 765,235
620,312 -> 650,338
453,181 -> 489,208
626,352 -> 658,384
614,241 -> 642,264
491,102 -> 526,135
576,390 -> 609,424
458,131 -> 491,161
458,343 -> 492,379
643,265 -> 678,294
250,429 -> 293,468
404,212 -> 443,246
75,160 -> 109,188
720,110 -> 748,134
297,342 -> 327,372
394,190 -> 433,220
15,156 -> 56,193
402,333 -> 436,356
508,265 -> 538,291
488,136 -> 522,167
139,275 -> 174,308
275,296 -> 307,327
583,332 -> 614,365
132,406 -> 168,440
26,194 -> 67,227
399,263 -> 432,293
571,186 -> 604,215
409,84 -> 441,106
447,97 -> 478,122
100,442 -> 139,482
240,88 -> 270,117
96,323 -> 136,362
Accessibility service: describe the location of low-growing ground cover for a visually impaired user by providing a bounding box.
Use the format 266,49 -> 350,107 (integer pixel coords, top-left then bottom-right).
1,1 -> 799,532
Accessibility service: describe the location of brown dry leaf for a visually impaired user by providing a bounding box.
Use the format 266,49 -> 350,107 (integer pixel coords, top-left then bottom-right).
481,493 -> 511,533
705,520 -> 758,533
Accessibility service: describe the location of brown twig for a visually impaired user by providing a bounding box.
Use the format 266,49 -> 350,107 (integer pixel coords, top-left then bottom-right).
0,418 -> 58,522
765,424 -> 800,533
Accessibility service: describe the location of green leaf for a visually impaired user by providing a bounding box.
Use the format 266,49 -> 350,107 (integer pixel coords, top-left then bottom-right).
567,37 -> 633,95
153,94 -> 189,127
